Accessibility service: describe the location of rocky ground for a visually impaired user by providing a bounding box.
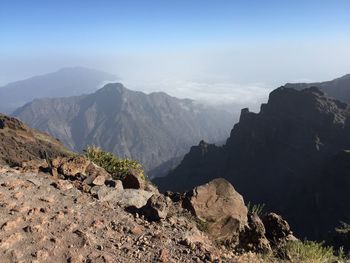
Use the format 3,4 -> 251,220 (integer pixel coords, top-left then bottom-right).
0,165 -> 245,263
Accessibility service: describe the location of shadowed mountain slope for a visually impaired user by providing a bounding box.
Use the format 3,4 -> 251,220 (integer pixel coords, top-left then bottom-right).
155,86 -> 350,240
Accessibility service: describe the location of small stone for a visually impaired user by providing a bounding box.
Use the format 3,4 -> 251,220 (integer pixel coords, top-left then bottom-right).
159,248 -> 170,262
51,167 -> 58,177
52,180 -> 73,191
130,225 -> 144,235
68,254 -> 84,263
39,195 -> 55,203
92,175 -> 106,186
105,179 -> 123,190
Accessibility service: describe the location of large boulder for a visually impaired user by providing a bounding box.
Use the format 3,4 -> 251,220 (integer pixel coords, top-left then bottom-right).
183,178 -> 248,243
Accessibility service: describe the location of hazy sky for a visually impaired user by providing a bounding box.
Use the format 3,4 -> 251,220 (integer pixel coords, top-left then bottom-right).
1,0 -> 350,110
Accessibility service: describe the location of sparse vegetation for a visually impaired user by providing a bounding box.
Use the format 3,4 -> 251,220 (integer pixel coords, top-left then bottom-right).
195,218 -> 211,232
247,202 -> 265,216
336,221 -> 350,234
239,241 -> 348,263
282,240 -> 346,263
84,145 -> 146,180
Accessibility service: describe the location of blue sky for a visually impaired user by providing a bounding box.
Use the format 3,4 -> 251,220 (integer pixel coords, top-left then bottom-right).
1,0 -> 350,108
1,0 -> 350,52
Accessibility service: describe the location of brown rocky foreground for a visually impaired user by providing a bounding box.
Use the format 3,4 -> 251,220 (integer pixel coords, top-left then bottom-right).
0,166 -> 229,263
0,156 -> 297,263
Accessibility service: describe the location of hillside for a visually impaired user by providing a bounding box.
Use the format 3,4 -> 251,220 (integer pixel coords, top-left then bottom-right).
0,113 -> 70,166
155,86 -> 350,241
13,83 -> 233,175
0,67 -> 116,113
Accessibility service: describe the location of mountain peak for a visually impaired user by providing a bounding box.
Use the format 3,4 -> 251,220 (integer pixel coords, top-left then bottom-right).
97,83 -> 128,94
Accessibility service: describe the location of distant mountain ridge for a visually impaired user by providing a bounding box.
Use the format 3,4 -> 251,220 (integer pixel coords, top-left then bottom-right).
155,86 -> 350,241
14,83 -> 233,175
285,74 -> 350,103
0,67 -> 117,113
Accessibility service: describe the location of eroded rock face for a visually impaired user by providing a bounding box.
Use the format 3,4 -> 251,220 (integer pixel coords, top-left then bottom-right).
183,178 -> 248,243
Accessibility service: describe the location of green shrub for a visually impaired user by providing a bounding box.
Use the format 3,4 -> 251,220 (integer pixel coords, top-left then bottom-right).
84,146 -> 146,180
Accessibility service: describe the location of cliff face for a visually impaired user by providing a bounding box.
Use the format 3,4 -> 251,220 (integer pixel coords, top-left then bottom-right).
13,83 -> 233,175
155,87 -> 350,240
